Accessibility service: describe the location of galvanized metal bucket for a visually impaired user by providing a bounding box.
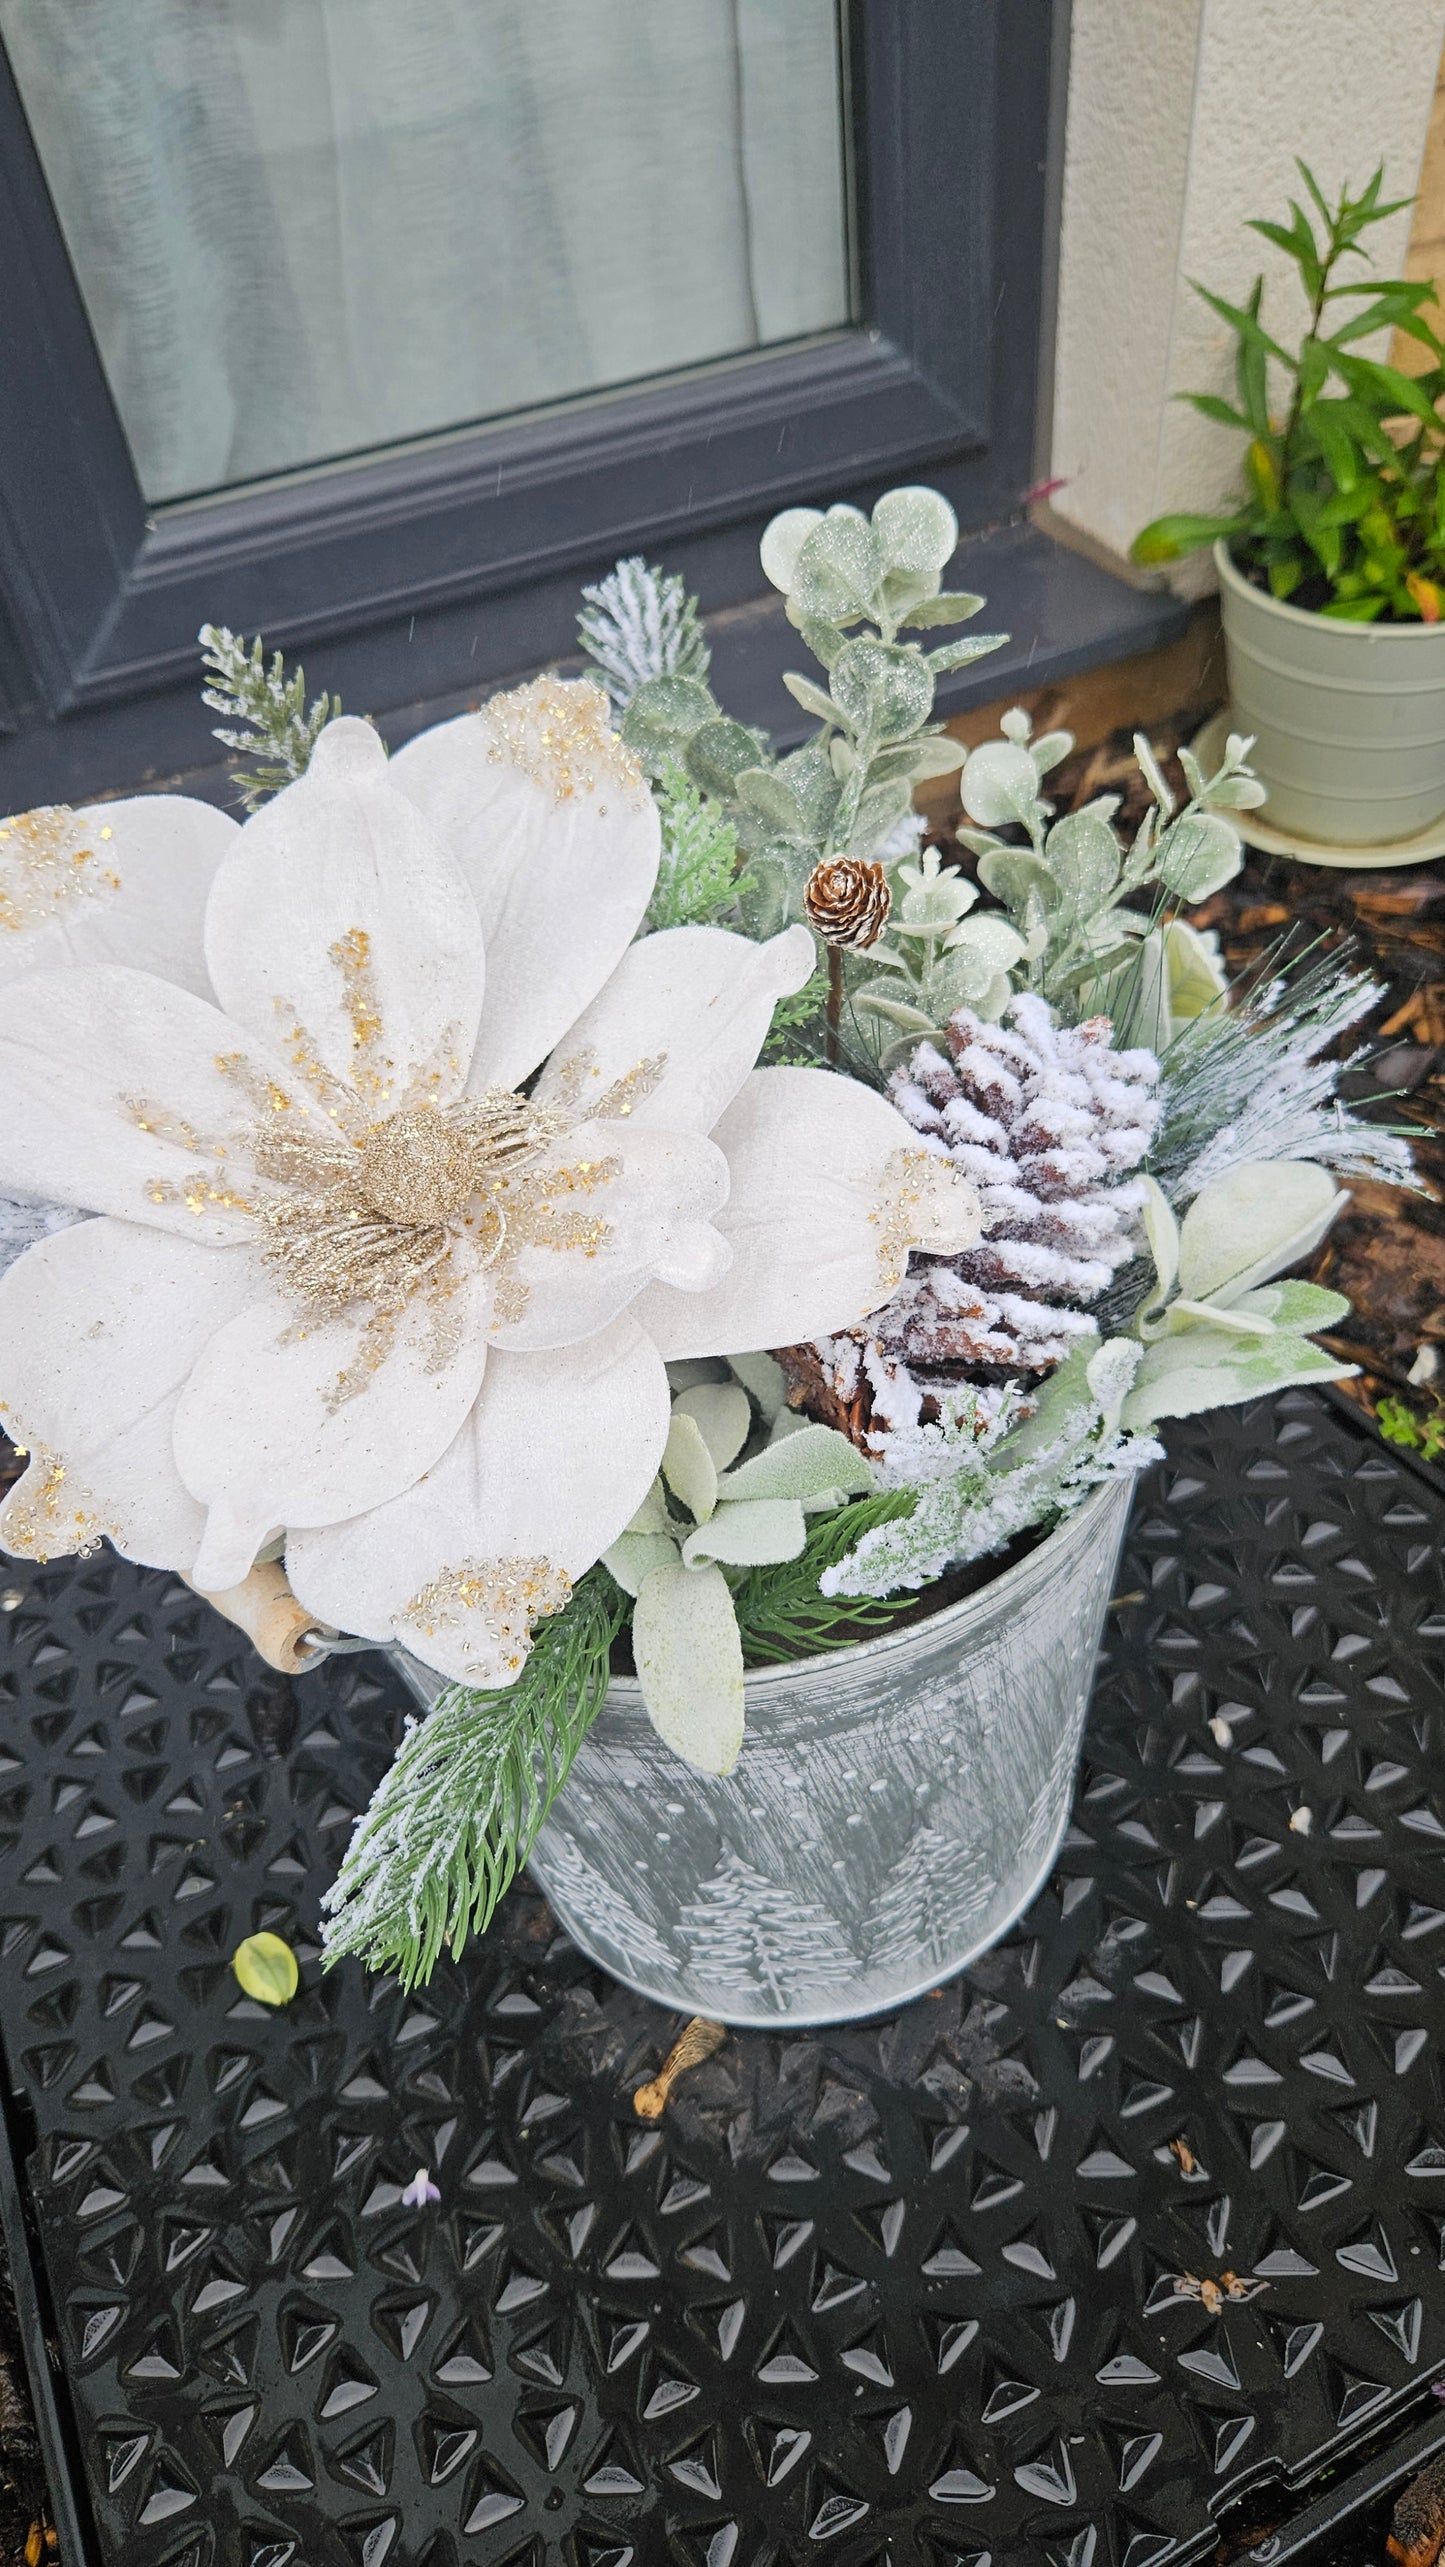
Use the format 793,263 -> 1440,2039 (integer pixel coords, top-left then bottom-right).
394,1474 -> 1135,2028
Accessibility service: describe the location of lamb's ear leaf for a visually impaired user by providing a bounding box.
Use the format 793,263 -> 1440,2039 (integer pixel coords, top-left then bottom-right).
601,1530 -> 682,1597
1120,1324 -> 1355,1430
1177,1161 -> 1340,1306
682,1497 -> 807,1569
632,1561 -> 746,1775
662,1410 -> 718,1524
1136,1175 -> 1180,1331
728,1348 -> 789,1423
993,1333 -> 1102,1469
672,1382 -> 752,1473
718,1423 -> 874,1506
1228,1280 -> 1351,1334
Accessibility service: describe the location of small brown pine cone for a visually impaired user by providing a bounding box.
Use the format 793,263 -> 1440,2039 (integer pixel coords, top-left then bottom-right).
803,857 -> 891,949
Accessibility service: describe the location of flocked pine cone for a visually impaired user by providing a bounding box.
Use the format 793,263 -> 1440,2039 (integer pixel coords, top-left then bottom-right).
803,856 -> 891,949
777,992 -> 1161,1459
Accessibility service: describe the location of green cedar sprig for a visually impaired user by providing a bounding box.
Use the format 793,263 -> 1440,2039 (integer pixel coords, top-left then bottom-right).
732,1490 -> 918,1662
320,1570 -> 626,1988
199,623 -> 342,810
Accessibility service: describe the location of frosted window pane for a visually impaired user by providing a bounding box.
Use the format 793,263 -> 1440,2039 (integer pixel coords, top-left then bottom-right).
1,0 -> 850,504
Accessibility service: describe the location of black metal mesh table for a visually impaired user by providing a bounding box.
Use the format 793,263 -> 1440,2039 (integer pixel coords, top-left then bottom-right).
3,1388 -> 1445,2567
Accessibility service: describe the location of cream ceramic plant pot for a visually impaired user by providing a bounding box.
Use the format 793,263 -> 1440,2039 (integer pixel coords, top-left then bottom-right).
393,1473 -> 1134,2029
1215,539 -> 1445,846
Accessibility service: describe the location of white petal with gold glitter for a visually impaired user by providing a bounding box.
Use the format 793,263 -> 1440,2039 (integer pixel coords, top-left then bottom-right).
535,923 -> 814,1138
173,1260 -> 495,1592
389,678 -> 659,1091
0,963 -> 294,1242
205,719 -> 485,1114
287,1315 -> 671,1684
0,1217 -> 253,1573
484,1119 -> 732,1353
0,794 -> 239,999
631,1065 -> 982,1358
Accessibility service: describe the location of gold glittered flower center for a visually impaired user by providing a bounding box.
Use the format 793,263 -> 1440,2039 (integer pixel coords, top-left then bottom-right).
355,1108 -> 478,1226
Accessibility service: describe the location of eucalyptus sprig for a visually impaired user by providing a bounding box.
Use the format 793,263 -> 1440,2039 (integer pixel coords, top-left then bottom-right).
1133,162 -> 1445,621
618,487 -> 1006,956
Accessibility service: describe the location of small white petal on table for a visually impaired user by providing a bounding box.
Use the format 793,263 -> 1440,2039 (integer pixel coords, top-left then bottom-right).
205,720 -> 485,1112
0,793 -> 239,999
390,681 -> 659,1091
288,1315 -> 671,1683
535,923 -> 814,1138
0,1217 -> 253,1574
174,1261 -> 495,1591
0,963 -> 294,1242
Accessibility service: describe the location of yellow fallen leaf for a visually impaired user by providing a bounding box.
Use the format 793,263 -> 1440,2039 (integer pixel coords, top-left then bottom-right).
232,1931 -> 299,2006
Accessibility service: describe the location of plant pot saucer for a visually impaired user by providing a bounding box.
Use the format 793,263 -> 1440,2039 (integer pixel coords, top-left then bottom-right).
1192,709 -> 1445,868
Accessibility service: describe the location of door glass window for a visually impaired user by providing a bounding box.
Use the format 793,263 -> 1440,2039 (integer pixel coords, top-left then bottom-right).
1,0 -> 851,505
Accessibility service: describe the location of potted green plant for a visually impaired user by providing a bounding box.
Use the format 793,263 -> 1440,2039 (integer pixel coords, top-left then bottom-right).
1134,164 -> 1445,851
0,487 -> 1416,2026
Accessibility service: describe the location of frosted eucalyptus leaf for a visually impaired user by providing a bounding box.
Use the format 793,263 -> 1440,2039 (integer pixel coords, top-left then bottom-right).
1133,731 -> 1176,817
852,989 -> 937,1034
849,777 -> 913,852
831,638 -> 935,738
662,1409 -> 718,1522
927,633 -> 1010,675
798,615 -> 846,669
791,512 -> 884,623
602,1528 -> 682,1595
736,853 -> 793,940
681,1496 -> 807,1569
881,566 -> 942,625
735,766 -> 806,835
976,846 -> 1061,914
620,673 -> 717,765
898,589 -> 988,627
685,717 -> 767,801
1201,772 -> 1269,810
718,1421 -> 873,1507
632,1560 -> 745,1775
961,740 -> 1047,831
943,912 -> 1026,968
906,734 -> 969,778
1030,730 -> 1075,775
1153,809 -> 1243,900
760,506 -> 823,592
673,1381 -> 752,1472
1177,1161 -> 1340,1306
782,738 -> 843,830
1044,807 -> 1120,914
871,484 -> 959,574
782,670 -> 838,724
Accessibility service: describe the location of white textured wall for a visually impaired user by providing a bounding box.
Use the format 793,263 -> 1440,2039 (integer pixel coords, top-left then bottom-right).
1050,0 -> 1445,591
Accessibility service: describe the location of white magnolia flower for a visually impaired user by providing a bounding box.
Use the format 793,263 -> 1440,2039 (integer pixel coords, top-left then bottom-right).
0,681 -> 980,1686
